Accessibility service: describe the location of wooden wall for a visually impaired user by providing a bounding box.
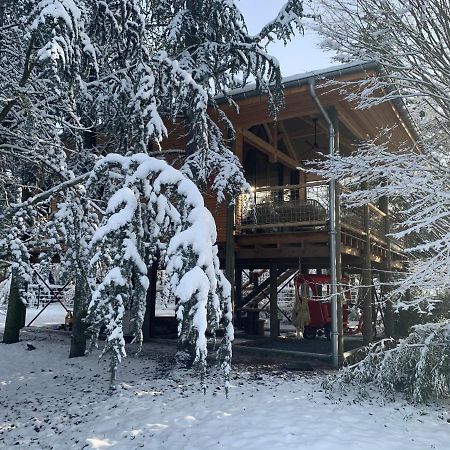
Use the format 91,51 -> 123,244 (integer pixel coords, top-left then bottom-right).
203,193 -> 227,243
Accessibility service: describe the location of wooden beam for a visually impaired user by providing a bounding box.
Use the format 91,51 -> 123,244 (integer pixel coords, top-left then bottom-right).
262,123 -> 274,144
234,130 -> 244,162
278,120 -> 299,162
289,130 -> 327,140
334,105 -> 367,141
236,246 -> 330,260
241,129 -> 299,169
236,231 -> 329,246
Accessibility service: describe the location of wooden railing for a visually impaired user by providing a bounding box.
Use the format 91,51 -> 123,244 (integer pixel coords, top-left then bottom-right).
236,181 -> 390,242
235,182 -> 328,232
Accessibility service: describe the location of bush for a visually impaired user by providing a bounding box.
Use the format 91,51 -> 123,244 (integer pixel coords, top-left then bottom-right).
326,321 -> 450,403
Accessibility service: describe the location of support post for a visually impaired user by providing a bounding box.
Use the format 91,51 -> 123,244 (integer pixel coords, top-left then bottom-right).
335,183 -> 344,362
330,107 -> 344,364
225,197 -> 235,306
234,267 -> 243,329
269,268 -> 279,338
379,195 -> 395,337
225,131 -> 241,324
362,197 -> 373,345
143,262 -> 158,341
309,79 -> 338,368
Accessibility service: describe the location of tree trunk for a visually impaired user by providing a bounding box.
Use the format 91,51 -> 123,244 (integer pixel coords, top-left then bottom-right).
69,275 -> 88,358
3,273 -> 26,344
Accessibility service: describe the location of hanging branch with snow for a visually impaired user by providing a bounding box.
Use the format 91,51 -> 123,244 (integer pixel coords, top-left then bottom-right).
311,0 -> 450,307
315,0 -> 450,117
313,130 -> 449,309
86,154 -> 233,388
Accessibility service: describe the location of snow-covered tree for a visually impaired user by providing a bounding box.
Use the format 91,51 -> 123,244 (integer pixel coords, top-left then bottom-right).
0,0 -> 92,342
313,0 -> 450,400
1,0 -> 305,384
313,0 -> 449,310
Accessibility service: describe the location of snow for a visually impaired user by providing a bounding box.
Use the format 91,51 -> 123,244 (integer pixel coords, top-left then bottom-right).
0,329 -> 449,450
91,187 -> 138,245
0,302 -> 174,335
0,304 -> 68,331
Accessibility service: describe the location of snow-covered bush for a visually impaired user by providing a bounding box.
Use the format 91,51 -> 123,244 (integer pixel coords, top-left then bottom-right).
327,322 -> 450,403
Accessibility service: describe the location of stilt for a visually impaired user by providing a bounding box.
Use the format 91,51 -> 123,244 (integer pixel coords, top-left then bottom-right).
362,199 -> 373,345
234,267 -> 243,329
269,268 -> 279,338
379,195 -> 395,337
330,107 -> 344,364
335,185 -> 344,363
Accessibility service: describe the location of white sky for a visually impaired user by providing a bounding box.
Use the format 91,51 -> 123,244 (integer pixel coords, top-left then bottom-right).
237,0 -> 336,76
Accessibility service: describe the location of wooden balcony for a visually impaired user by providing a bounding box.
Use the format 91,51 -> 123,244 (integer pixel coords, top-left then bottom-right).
234,182 -> 406,269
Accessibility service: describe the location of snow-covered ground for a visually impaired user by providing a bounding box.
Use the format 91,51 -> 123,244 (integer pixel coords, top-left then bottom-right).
0,303 -> 175,332
0,329 -> 449,450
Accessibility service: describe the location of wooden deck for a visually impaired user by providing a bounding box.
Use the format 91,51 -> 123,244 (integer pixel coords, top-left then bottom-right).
224,182 -> 406,271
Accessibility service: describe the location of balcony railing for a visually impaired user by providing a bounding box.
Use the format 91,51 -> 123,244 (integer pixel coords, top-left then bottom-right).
236,182 -> 328,232
236,181 -> 389,241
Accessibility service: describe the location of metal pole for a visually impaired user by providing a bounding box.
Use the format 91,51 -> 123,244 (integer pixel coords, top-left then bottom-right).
309,79 -> 339,369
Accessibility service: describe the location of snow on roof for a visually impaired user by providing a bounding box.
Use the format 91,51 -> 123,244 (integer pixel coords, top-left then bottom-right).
218,60 -> 378,101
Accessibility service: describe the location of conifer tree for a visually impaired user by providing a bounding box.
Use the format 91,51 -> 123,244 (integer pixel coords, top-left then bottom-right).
1,0 -> 304,384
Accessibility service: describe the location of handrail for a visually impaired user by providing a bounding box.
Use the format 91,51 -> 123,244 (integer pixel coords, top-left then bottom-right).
368,203 -> 386,218
250,181 -> 327,192
248,183 -> 387,219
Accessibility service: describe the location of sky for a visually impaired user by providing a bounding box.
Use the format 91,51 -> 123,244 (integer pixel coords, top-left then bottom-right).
237,0 -> 336,76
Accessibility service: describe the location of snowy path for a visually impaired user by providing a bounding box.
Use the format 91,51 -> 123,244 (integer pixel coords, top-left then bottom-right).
0,330 -> 448,450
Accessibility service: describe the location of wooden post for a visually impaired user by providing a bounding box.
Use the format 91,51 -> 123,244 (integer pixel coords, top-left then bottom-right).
379,195 -> 395,337
335,184 -> 344,361
225,197 -> 235,307
143,262 -> 158,341
225,131 -> 242,323
225,197 -> 235,283
234,267 -> 243,329
269,268 -> 279,338
362,197 -> 373,345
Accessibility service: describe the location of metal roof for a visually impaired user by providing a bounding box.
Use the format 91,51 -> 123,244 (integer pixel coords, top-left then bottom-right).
218,60 -> 379,102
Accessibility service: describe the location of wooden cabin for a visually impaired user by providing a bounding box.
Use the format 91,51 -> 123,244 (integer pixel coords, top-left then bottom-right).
160,61 -> 416,358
